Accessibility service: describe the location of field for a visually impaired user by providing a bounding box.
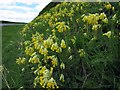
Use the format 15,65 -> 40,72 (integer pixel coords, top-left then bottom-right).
2,25 -> 25,88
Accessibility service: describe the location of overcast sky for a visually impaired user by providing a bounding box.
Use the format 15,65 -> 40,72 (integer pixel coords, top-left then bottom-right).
0,0 -> 52,23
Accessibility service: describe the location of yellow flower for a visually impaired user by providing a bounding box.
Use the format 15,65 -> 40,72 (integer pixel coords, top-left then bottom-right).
60,62 -> 65,69
99,13 -> 106,20
83,13 -> 99,25
78,49 -> 86,57
112,7 -> 114,11
39,66 -> 47,75
46,78 -> 58,88
32,55 -> 40,64
16,57 -> 26,64
60,39 -> 66,48
105,3 -> 112,9
43,48 -> 48,55
68,55 -> 73,60
92,24 -> 101,31
51,56 -> 58,67
25,46 -> 34,56
56,22 -> 70,32
68,47 -> 71,52
102,18 -> 108,23
71,36 -> 76,44
44,37 -> 54,48
51,42 -> 59,52
59,74 -> 65,82
103,31 -> 111,38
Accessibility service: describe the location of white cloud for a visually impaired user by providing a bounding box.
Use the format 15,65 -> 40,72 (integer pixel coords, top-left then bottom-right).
0,5 -> 32,11
0,0 -> 52,23
0,10 -> 38,22
0,0 -> 52,5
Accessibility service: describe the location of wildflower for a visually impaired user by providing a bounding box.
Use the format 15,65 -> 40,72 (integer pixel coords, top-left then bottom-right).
56,47 -> 62,53
51,56 -> 58,67
60,62 -> 65,69
39,66 -> 47,75
105,3 -> 111,9
56,22 -> 70,32
78,49 -> 86,57
32,55 -> 40,64
44,37 -> 54,48
102,18 -> 108,23
68,55 -> 73,60
46,78 -> 58,88
92,24 -> 101,31
71,36 -> 76,44
83,13 -> 99,25
21,68 -> 25,72
112,6 -> 114,11
99,13 -> 106,20
103,31 -> 111,38
60,39 -> 66,48
59,74 -> 65,82
51,42 -> 59,52
68,47 -> 71,52
16,57 -> 26,64
83,33 -> 87,37
25,46 -> 34,56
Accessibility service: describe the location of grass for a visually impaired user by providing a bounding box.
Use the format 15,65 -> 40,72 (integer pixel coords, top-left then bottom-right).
2,25 -> 25,88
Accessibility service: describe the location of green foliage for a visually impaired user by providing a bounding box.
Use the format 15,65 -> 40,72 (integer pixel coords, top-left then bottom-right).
17,2 -> 120,89
2,25 -> 25,88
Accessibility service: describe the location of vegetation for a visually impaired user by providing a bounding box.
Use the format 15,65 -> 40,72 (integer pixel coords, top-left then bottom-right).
2,2 -> 120,89
2,25 -> 25,88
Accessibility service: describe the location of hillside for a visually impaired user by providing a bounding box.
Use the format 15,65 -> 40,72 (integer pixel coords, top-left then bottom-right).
16,2 -> 120,89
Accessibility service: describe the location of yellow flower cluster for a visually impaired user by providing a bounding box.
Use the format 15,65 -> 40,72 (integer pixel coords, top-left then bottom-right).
29,52 -> 40,64
78,49 -> 86,57
104,2 -> 115,11
16,57 -> 26,64
25,46 -> 34,56
82,13 -> 99,25
46,78 -> 59,88
51,42 -> 62,53
21,31 -> 68,88
83,13 -> 108,25
92,24 -> 101,31
34,66 -> 59,88
47,55 -> 58,67
83,13 -> 108,31
56,22 -> 70,32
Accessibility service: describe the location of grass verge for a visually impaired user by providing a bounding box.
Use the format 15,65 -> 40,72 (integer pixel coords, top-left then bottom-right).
2,25 -> 25,88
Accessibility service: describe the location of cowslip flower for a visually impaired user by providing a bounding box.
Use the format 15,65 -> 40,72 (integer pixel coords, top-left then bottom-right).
46,78 -> 58,88
103,31 -> 111,38
92,24 -> 101,31
59,74 -> 65,82
99,13 -> 106,20
60,62 -> 65,69
16,57 -> 26,64
60,39 -> 66,48
105,3 -> 112,9
102,18 -> 108,23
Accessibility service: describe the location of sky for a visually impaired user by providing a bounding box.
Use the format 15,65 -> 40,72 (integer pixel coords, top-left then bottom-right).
0,0 -> 52,23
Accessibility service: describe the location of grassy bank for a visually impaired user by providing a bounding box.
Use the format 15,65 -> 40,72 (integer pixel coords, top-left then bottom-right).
2,25 -> 25,88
